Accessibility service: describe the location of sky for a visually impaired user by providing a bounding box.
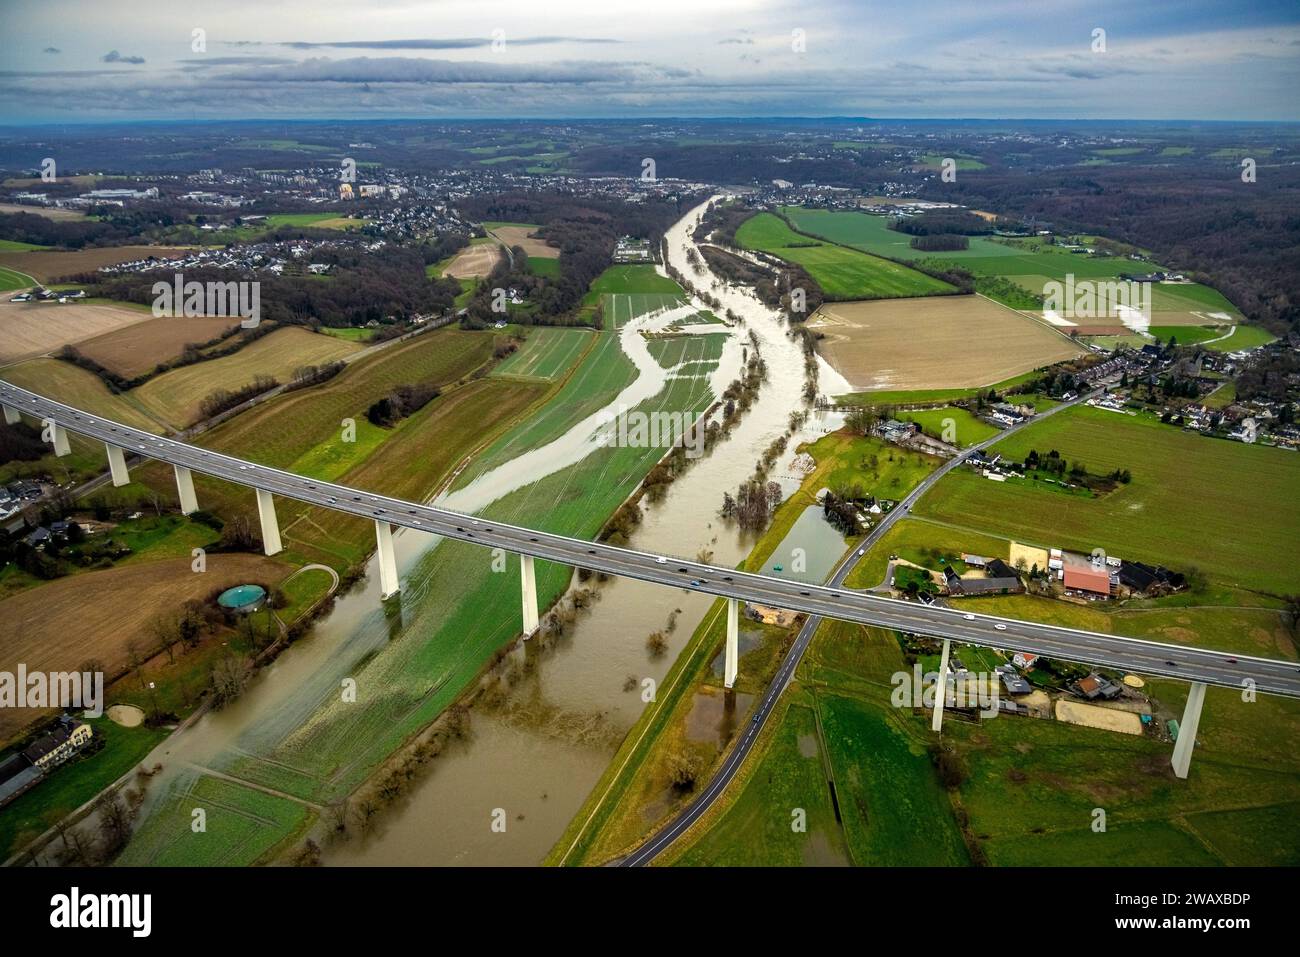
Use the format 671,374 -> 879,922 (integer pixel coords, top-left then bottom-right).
1,0 -> 1298,123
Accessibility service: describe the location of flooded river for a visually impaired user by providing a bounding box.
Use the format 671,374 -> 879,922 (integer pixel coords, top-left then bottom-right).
122,196 -> 849,866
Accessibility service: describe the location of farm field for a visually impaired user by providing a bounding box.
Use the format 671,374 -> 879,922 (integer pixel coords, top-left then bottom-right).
131,329 -> 501,569
779,207 -> 1244,324
0,246 -> 190,283
810,295 -> 1082,392
115,772 -> 312,866
0,202 -> 87,221
491,326 -> 592,381
581,264 -> 691,329
1147,324 -> 1225,346
0,357 -> 164,431
0,553 -> 291,742
913,405 -> 1300,594
782,205 -> 1025,262
736,212 -> 955,299
441,240 -> 502,279
123,319 -> 728,863
130,326 -> 363,429
0,300 -> 155,364
73,315 -> 240,377
488,223 -> 559,258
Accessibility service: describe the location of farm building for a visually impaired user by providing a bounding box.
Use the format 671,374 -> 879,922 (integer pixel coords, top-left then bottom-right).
1063,563 -> 1111,596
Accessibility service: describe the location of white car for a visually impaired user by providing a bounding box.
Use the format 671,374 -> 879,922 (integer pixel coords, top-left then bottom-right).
994,623 -> 1007,631
857,548 -> 865,556
655,557 -> 667,565
963,614 -> 975,621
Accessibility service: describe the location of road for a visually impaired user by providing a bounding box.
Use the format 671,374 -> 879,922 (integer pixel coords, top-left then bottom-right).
616,390 -> 1289,864
6,379 -> 1297,704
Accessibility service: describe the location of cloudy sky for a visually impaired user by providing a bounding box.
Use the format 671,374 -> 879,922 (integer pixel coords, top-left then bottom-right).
2,0 -> 1298,123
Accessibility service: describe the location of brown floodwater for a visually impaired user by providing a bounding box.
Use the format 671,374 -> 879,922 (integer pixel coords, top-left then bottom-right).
122,197 -> 850,866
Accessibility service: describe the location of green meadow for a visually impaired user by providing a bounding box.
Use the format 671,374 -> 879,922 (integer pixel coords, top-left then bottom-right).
913,405 -> 1300,593
735,212 -> 955,299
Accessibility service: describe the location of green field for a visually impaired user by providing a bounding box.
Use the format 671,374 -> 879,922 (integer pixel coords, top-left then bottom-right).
527,256 -> 561,278
319,326 -> 373,342
900,407 -> 1001,447
0,265 -> 36,290
1203,323 -> 1275,352
778,207 -> 1243,320
491,327 -> 592,381
673,703 -> 851,865
736,212 -> 955,300
816,691 -> 971,865
0,239 -> 49,251
913,405 -> 1300,593
946,687 -> 1300,866
115,771 -> 312,866
1148,324 -> 1224,346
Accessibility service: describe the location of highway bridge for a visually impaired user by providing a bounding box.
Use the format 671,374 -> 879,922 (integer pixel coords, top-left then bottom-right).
4,380 -> 1297,789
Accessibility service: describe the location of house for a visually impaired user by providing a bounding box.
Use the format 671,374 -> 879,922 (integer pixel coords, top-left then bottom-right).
22,718 -> 93,770
1073,673 -> 1122,700
960,554 -> 991,569
1012,652 -> 1039,671
1117,561 -> 1185,596
985,558 -> 1017,579
998,670 -> 1033,696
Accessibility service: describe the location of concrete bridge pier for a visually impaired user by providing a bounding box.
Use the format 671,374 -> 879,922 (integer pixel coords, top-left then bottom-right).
105,443 -> 130,487
254,488 -> 282,556
520,554 -> 539,637
1171,681 -> 1207,780
2,404 -> 19,426
375,520 -> 399,599
174,466 -> 198,515
724,597 -> 739,689
931,638 -> 952,732
48,421 -> 70,457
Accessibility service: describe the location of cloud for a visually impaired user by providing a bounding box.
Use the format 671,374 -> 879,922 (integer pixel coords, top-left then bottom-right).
225,36 -> 620,51
43,47 -> 61,55
217,56 -> 687,86
718,38 -> 754,45
101,50 -> 146,65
